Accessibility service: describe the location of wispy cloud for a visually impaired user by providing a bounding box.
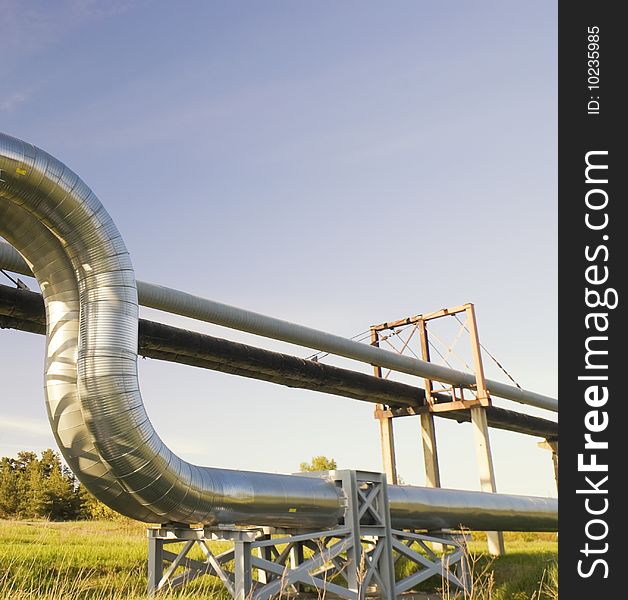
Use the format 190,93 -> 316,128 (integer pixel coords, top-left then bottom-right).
162,433 -> 212,460
0,415 -> 50,436
0,90 -> 30,112
0,1 -> 144,73
71,0 -> 142,19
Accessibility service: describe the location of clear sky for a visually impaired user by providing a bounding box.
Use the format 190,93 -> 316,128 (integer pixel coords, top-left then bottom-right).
0,1 -> 557,497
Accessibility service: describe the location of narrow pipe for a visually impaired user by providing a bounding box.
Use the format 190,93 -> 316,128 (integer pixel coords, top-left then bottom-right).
0,239 -> 557,413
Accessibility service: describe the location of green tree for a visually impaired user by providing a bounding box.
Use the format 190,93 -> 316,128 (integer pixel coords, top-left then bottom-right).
42,454 -> 81,520
14,451 -> 45,518
0,457 -> 19,517
39,448 -> 59,478
78,487 -> 127,521
0,449 -> 87,520
14,451 -> 38,471
299,455 -> 337,472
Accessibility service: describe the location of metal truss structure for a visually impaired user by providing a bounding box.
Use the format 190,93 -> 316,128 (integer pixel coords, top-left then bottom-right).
147,471 -> 470,599
371,304 -> 511,556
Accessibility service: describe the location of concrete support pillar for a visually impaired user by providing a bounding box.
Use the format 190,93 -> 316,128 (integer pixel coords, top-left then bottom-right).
538,439 -> 559,491
420,412 -> 441,488
378,409 -> 398,485
470,406 -> 505,556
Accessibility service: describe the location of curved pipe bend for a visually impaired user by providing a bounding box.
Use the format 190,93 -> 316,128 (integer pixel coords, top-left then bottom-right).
0,132 -> 343,527
0,132 -> 557,532
0,199 -> 158,521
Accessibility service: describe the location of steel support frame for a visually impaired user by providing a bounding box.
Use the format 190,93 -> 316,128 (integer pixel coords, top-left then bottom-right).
538,439 -> 559,490
371,303 -> 505,556
391,529 -> 470,595
147,470 -> 469,599
370,329 -> 398,485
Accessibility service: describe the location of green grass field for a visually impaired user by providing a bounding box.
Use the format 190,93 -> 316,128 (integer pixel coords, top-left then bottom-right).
0,520 -> 557,599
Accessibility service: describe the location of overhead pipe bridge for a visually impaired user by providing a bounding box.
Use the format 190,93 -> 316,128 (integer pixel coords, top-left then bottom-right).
0,283 -> 558,441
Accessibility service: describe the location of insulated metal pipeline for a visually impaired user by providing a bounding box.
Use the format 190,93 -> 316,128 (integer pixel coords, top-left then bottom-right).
0,239 -> 27,275
0,132 -> 557,531
0,283 -> 559,439
0,241 -> 558,413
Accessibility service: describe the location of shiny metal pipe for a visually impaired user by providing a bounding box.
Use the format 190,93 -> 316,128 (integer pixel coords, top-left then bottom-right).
0,239 -> 557,412
0,132 -> 343,528
388,486 -> 556,531
0,239 -> 27,275
0,131 -> 557,531
0,200 -> 158,522
138,284 -> 558,412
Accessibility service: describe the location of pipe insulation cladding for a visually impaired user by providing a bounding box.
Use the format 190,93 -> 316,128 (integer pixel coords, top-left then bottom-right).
0,132 -> 557,531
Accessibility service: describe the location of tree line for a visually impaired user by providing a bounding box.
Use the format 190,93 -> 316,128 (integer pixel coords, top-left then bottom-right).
0,450 -> 338,521
0,449 -> 118,521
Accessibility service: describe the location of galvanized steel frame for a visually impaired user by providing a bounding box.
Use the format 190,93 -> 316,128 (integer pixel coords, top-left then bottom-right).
146,470 -> 470,600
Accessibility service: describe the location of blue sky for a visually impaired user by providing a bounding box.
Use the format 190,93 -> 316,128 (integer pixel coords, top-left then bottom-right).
0,1 -> 557,497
